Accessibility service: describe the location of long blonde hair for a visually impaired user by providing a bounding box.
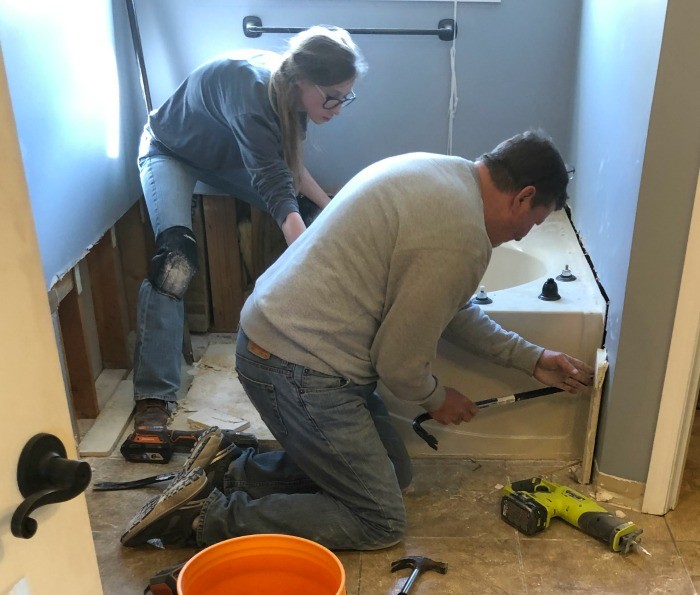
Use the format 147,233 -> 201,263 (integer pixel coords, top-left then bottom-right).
268,26 -> 366,187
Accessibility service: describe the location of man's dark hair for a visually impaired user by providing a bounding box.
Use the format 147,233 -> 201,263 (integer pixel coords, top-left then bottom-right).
481,130 -> 570,211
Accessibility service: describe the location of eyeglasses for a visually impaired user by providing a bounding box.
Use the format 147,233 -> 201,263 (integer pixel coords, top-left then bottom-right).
315,85 -> 356,109
526,165 -> 576,187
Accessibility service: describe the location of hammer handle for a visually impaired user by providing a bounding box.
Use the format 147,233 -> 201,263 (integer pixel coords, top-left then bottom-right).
398,568 -> 420,594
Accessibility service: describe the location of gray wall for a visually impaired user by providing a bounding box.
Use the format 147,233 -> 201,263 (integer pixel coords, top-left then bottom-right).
9,0 -> 696,488
573,0 -> 700,482
135,0 -> 580,192
1,0 -> 580,288
572,0 -> 700,482
570,1 -> 666,479
0,0 -> 144,287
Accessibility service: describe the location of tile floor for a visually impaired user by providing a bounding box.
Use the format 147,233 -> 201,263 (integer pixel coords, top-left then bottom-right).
84,334 -> 700,594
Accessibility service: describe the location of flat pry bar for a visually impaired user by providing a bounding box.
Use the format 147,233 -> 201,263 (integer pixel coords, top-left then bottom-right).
412,387 -> 561,450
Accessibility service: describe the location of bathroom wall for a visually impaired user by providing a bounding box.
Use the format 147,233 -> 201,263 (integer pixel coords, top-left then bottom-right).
1,0 -> 580,289
571,0 -> 700,482
134,0 -> 580,194
0,0 -> 144,287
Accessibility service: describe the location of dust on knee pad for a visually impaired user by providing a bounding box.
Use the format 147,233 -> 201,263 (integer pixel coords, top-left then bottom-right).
149,226 -> 199,299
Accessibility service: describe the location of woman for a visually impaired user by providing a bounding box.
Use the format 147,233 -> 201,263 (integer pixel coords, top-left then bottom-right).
131,27 -> 366,436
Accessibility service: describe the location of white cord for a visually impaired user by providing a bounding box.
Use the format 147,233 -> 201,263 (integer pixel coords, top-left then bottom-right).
447,0 -> 459,155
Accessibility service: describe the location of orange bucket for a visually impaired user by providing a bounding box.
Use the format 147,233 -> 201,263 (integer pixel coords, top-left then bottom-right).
177,534 -> 346,595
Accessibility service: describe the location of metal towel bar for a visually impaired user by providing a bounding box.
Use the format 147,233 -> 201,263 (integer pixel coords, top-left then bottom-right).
242,16 -> 457,42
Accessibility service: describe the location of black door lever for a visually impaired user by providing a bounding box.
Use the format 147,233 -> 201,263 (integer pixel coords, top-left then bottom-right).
12,433 -> 92,538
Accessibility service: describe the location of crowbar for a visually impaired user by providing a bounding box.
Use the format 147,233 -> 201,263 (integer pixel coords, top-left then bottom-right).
413,386 -> 562,450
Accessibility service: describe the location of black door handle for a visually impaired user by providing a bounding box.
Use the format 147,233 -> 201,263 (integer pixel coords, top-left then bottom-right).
12,433 -> 92,539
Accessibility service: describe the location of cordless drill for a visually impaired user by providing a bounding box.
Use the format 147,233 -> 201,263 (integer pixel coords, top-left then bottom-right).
120,426 -> 260,464
501,477 -> 646,554
120,429 -> 205,463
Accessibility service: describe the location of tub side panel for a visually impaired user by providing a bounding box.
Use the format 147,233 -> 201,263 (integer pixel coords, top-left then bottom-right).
383,310 -> 604,459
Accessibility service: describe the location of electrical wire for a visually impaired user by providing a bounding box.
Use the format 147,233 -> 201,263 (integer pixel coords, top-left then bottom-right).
447,0 -> 459,155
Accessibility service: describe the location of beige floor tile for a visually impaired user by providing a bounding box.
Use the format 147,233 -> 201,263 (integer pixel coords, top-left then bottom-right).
336,551 -> 362,595
667,491 -> 700,541
86,457 -> 195,595
404,489 -> 513,539
520,539 -> 693,594
676,541 -> 700,574
691,576 -> 700,594
403,458 -> 513,539
408,458 -> 507,491
358,538 -> 523,594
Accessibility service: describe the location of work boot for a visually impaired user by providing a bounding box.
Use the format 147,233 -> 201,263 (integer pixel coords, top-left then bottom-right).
176,426 -> 259,490
121,467 -> 210,547
133,399 -> 172,431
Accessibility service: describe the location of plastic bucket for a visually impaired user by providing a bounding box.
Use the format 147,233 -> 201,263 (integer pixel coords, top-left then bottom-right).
177,534 -> 346,595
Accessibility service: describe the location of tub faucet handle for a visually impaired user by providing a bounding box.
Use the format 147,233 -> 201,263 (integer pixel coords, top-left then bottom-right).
539,278 -> 561,301
556,265 -> 577,282
473,285 -> 493,305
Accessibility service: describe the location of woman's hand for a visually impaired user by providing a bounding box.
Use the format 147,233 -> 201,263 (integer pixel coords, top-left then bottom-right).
533,350 -> 595,393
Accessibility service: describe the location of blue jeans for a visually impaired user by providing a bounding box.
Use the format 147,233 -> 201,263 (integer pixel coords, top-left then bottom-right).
133,130 -> 266,402
196,331 -> 411,550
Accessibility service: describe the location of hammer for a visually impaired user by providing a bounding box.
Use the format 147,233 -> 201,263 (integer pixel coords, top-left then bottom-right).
391,556 -> 448,594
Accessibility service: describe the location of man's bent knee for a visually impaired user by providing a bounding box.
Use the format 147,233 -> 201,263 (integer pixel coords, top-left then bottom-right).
148,226 -> 198,299
359,504 -> 407,550
364,517 -> 406,550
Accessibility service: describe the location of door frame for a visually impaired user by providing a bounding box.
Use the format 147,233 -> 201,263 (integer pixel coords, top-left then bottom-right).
643,168 -> 700,515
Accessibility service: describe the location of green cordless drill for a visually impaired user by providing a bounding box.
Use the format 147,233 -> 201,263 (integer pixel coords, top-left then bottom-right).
501,477 -> 648,554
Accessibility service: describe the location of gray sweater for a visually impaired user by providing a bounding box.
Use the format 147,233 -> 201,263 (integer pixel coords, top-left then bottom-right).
241,153 -> 543,411
147,50 -> 306,226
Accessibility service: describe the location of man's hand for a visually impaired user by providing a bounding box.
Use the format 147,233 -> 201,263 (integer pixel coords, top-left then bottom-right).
533,350 -> 594,393
429,386 -> 479,425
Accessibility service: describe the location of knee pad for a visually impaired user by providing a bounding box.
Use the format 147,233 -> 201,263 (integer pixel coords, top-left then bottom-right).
148,226 -> 199,299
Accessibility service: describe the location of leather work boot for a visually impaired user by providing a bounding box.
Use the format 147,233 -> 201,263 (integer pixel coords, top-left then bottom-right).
133,399 -> 172,431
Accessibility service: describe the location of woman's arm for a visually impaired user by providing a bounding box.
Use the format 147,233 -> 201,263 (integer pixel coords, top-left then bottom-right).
298,167 -> 331,209
281,168 -> 331,243
281,212 -> 306,245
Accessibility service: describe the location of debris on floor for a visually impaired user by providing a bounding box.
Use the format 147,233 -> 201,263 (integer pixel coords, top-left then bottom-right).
187,407 -> 249,432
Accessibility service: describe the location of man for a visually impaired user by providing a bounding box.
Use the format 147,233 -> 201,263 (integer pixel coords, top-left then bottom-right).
121,130 -> 594,550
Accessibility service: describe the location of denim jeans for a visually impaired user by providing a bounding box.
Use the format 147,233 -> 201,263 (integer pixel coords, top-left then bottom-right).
132,131 -> 266,402
196,331 -> 410,550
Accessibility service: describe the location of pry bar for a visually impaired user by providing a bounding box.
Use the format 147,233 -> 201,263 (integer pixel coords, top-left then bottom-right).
413,386 -> 561,450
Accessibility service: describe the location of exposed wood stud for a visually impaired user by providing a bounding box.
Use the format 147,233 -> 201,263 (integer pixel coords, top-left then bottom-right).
202,195 -> 244,332
86,230 -> 131,368
115,201 -> 150,331
58,282 -> 100,419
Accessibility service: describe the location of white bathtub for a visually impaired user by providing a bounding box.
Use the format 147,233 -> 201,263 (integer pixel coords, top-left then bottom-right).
381,210 -> 607,459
